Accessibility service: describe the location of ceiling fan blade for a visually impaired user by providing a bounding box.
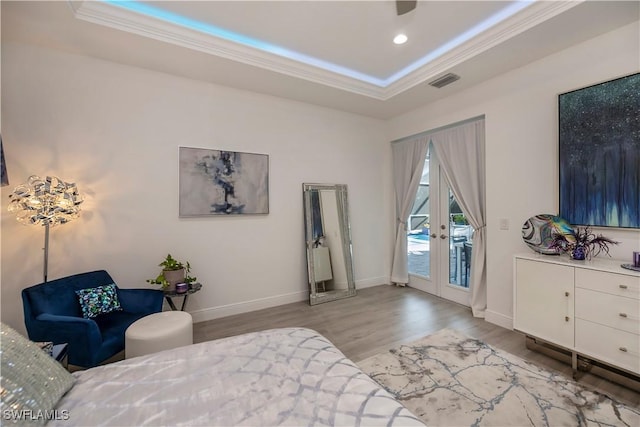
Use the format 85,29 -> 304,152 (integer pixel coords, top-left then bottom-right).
396,0 -> 417,16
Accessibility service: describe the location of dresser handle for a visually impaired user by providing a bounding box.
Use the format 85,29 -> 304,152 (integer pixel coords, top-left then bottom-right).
565,316 -> 570,322
619,284 -> 628,289
564,291 -> 570,297
619,347 -> 628,352
619,313 -> 628,318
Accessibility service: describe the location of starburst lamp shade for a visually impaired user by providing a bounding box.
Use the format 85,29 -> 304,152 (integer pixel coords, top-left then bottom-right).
8,175 -> 83,282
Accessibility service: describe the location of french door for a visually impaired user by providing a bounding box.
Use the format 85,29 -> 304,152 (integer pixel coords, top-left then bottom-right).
407,145 -> 472,306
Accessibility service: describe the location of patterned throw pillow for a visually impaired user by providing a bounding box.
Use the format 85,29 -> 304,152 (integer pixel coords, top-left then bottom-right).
75,284 -> 122,318
0,323 -> 75,425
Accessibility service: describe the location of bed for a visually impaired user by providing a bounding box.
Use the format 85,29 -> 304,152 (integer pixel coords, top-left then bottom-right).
1,325 -> 424,426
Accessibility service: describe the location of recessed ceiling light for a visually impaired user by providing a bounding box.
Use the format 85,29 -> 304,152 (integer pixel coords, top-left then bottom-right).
393,34 -> 408,45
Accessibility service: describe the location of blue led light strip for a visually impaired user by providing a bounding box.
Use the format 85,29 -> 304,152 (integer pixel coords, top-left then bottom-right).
104,0 -> 534,88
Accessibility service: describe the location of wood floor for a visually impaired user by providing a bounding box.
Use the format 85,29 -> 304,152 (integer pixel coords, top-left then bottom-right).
194,284 -> 640,408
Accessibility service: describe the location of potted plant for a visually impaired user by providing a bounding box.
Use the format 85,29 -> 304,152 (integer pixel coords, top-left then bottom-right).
550,226 -> 618,260
147,254 -> 197,291
451,214 -> 469,225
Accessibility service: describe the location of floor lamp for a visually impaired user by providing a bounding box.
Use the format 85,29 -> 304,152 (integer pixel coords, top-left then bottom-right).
8,175 -> 83,283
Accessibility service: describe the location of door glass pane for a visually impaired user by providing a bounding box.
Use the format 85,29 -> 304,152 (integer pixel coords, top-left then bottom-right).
407,148 -> 430,277
448,191 -> 473,287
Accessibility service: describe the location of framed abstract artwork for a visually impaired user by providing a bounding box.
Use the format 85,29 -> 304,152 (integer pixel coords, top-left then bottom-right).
179,147 -> 269,216
1,135 -> 8,187
558,72 -> 640,228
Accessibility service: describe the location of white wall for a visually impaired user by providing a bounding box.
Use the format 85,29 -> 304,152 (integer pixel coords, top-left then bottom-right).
388,21 -> 640,329
2,21 -> 639,336
0,43 -> 391,333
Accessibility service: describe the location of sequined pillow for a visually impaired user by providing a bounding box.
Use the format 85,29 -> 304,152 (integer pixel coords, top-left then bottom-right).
75,284 -> 122,318
0,323 -> 75,425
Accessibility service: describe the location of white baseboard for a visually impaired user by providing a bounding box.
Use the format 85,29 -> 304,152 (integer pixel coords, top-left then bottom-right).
190,290 -> 307,324
189,277 -> 388,323
485,309 -> 513,330
356,276 -> 389,289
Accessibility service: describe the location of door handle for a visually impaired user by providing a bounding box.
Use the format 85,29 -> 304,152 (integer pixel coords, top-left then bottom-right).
440,234 -> 448,239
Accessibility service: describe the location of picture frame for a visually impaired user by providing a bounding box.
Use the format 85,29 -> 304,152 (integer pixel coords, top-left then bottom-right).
179,147 -> 269,216
558,72 -> 640,228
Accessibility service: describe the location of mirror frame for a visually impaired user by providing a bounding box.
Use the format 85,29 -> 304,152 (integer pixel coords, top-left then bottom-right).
303,183 -> 356,305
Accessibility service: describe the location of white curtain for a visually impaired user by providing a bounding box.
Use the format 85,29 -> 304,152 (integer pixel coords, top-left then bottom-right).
390,136 -> 429,285
430,120 -> 486,317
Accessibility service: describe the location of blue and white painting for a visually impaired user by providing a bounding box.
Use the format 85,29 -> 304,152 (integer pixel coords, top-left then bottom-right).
179,147 -> 269,216
559,73 -> 640,229
1,136 -> 8,187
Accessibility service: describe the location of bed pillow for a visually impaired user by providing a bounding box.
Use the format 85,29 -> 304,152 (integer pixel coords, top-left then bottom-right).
75,283 -> 122,318
0,323 -> 75,425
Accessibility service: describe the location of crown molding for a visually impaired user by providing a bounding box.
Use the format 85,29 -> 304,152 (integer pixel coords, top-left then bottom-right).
69,0 -> 582,101
384,1 -> 582,97
69,0 -> 386,99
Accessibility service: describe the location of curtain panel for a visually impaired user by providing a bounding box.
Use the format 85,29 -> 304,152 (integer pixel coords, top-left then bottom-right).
390,136 -> 429,285
430,119 -> 486,317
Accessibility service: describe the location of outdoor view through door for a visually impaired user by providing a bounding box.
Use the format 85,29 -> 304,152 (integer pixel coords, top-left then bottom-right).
408,145 -> 473,288
393,117 -> 484,315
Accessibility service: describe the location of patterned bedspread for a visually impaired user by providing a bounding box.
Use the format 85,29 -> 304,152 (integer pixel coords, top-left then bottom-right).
52,327 -> 424,426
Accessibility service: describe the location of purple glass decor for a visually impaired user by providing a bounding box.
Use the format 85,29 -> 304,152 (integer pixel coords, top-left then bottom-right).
633,251 -> 640,267
175,282 -> 188,294
571,244 -> 586,261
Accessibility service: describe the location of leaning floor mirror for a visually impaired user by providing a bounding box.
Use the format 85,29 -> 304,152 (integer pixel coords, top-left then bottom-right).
303,183 -> 356,305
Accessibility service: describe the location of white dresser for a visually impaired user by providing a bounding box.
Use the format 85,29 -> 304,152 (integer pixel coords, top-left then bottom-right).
514,253 -> 640,378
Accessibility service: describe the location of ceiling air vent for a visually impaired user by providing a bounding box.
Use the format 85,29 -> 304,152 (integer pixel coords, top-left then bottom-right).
428,73 -> 460,88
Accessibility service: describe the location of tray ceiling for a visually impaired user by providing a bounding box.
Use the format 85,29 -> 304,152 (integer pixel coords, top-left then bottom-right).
3,1 -> 639,118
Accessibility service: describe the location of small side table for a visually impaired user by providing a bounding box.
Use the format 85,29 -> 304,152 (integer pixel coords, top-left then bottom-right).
163,282 -> 202,311
52,343 -> 69,369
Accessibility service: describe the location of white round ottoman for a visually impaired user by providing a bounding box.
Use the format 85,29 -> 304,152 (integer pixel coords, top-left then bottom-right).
125,311 -> 193,359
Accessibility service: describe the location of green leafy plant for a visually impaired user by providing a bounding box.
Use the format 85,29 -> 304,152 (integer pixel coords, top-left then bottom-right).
451,214 -> 468,225
147,254 -> 197,287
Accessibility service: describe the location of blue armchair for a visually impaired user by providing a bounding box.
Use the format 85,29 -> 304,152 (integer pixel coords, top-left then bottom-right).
22,270 -> 163,368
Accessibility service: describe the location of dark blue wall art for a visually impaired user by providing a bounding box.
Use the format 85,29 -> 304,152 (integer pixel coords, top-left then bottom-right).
0,135 -> 8,187
559,72 -> 640,228
179,147 -> 269,216
309,189 -> 324,242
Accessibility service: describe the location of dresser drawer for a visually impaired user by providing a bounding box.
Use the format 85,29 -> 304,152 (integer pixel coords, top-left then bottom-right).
575,319 -> 640,375
575,288 -> 640,334
575,268 -> 640,299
